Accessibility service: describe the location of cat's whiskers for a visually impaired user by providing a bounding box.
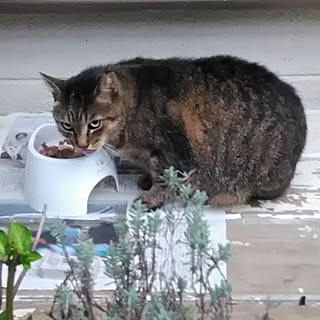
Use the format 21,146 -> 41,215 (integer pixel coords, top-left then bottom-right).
103,143 -> 118,152
102,143 -> 121,157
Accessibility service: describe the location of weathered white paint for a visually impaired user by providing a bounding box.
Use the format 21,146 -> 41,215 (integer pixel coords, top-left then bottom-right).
228,240 -> 251,246
1,8 -> 320,79
1,8 -> 319,115
226,213 -> 242,220
227,158 -> 320,215
0,76 -> 319,114
297,225 -> 313,232
257,213 -> 320,220
0,80 -> 52,114
14,308 -> 36,319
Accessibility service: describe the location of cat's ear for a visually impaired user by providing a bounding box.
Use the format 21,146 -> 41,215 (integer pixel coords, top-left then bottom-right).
94,72 -> 120,104
40,72 -> 65,101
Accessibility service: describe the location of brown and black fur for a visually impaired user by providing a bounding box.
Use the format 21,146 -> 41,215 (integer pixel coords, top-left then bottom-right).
41,55 -> 307,208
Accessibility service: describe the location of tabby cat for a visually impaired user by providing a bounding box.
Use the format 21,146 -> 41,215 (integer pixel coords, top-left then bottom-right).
41,55 -> 307,208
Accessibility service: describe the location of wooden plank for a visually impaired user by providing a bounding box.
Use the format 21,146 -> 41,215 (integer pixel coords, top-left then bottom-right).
2,0 -> 320,5
0,76 -> 319,114
1,0 -> 315,3
227,220 -> 320,295
1,8 -> 320,78
2,3 -> 320,16
233,304 -> 320,320
225,154 -> 320,296
227,158 -> 320,215
0,80 -> 52,115
226,159 -> 320,295
11,302 -> 320,319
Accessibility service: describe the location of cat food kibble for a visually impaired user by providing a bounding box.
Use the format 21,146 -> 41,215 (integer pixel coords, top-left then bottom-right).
39,140 -> 84,159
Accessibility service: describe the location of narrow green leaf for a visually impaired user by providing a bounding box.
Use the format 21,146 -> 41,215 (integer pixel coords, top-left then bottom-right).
0,231 -> 9,258
26,315 -> 33,320
9,223 -> 31,253
218,243 -> 231,262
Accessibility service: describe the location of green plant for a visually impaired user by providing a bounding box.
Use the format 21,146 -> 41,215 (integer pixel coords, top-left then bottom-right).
184,191 -> 232,320
47,166 -> 232,320
0,223 -> 41,320
104,201 -> 163,320
48,220 -> 97,320
103,166 -> 232,320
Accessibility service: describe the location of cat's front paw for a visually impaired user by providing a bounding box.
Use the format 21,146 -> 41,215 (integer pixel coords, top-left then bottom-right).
137,173 -> 153,191
136,190 -> 165,210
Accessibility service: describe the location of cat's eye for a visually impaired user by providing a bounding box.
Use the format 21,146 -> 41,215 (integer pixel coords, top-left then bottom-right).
89,120 -> 102,130
61,122 -> 72,131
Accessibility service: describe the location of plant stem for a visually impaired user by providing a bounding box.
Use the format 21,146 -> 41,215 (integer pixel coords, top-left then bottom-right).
6,262 -> 16,320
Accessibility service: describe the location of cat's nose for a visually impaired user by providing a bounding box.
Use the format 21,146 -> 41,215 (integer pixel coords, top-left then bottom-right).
77,136 -> 89,149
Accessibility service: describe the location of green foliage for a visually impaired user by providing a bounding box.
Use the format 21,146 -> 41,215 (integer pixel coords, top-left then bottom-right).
47,167 -> 232,320
20,250 -> 42,270
0,231 -> 9,260
218,244 -> 231,263
46,219 -> 66,243
48,221 -> 96,320
185,201 -> 232,320
0,311 -> 6,320
0,222 -> 41,320
185,203 -> 210,251
122,284 -> 139,308
141,295 -> 174,320
0,223 -> 41,270
9,223 -> 32,254
210,281 -> 232,304
190,190 -> 208,207
75,232 -> 94,269
101,167 -> 232,320
178,184 -> 194,199
55,284 -> 74,317
163,166 -> 180,185
141,295 -> 193,320
104,220 -> 135,287
103,200 -> 164,319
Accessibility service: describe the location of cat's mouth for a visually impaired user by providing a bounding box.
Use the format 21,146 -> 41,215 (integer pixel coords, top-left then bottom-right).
77,142 -> 101,154
81,148 -> 96,154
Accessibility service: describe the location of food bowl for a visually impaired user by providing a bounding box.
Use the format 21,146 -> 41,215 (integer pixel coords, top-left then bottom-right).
24,123 -> 119,217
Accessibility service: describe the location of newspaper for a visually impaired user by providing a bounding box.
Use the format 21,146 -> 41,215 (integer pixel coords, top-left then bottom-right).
0,112 -> 226,292
1,207 -> 226,291
0,112 -> 54,163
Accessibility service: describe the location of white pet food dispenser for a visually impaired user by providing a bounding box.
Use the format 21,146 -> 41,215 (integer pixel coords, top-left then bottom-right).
24,123 -> 119,217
